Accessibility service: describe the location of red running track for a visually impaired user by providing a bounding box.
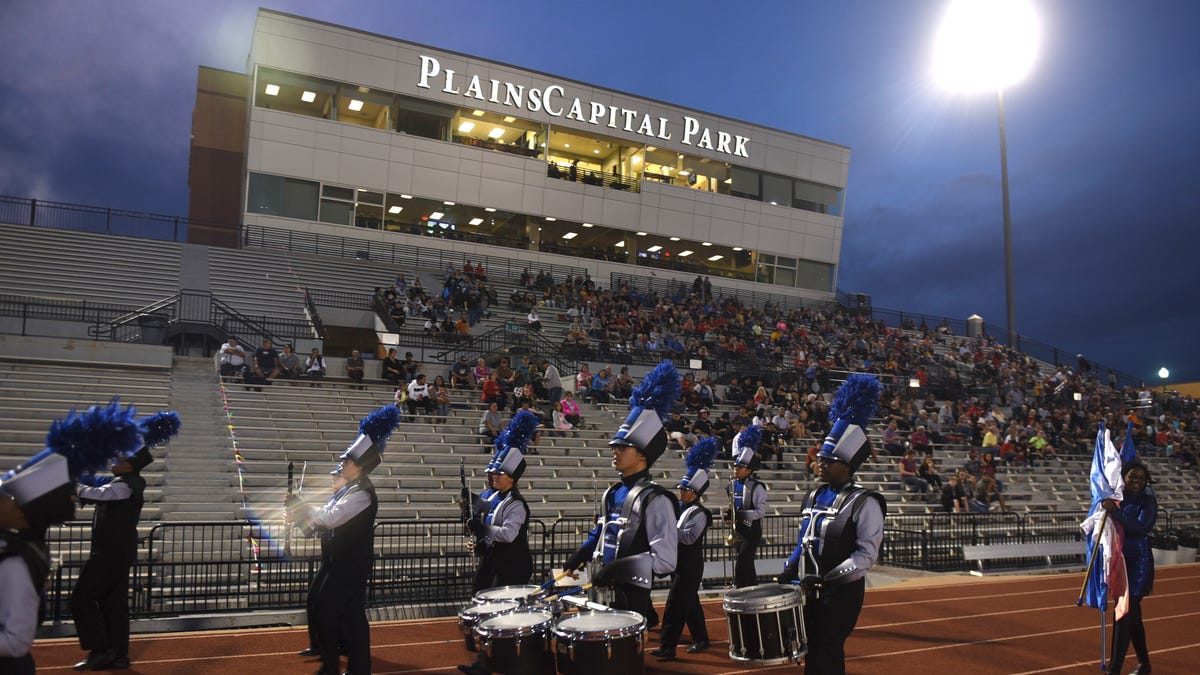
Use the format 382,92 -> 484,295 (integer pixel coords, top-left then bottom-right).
31,563 -> 1200,674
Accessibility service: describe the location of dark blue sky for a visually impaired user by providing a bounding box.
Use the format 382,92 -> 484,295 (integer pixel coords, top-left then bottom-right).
2,1 -> 1197,384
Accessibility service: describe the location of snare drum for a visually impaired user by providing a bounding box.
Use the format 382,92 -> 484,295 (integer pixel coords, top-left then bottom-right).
722,583 -> 806,665
458,600 -> 520,652
476,609 -> 555,674
474,584 -> 544,605
552,610 -> 646,675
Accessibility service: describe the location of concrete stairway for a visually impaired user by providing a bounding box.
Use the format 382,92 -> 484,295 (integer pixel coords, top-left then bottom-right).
160,356 -> 239,521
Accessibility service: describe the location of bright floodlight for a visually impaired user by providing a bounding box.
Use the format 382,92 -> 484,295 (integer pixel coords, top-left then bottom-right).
1158,367 -> 1170,379
933,0 -> 1040,92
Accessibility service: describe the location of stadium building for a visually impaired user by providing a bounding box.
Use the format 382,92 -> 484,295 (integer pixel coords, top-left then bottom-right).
190,8 -> 850,298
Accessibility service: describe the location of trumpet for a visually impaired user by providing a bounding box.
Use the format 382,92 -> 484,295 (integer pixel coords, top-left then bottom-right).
725,476 -> 742,546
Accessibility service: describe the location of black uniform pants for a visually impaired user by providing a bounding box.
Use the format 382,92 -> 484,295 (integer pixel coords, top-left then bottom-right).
311,572 -> 370,675
734,535 -> 760,588
660,567 -> 708,648
612,584 -> 654,627
802,578 -> 865,675
1109,595 -> 1149,672
70,553 -> 133,657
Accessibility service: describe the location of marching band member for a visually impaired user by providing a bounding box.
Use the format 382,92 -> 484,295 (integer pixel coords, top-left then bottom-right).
289,404 -> 399,675
1103,461 -> 1156,675
651,437 -> 718,660
470,411 -> 537,591
778,374 -> 883,675
458,414 -> 539,675
562,362 -> 680,625
729,425 -> 767,587
72,410 -> 181,672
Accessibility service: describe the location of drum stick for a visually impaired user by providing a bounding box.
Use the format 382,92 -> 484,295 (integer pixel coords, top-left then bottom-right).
536,568 -> 576,592
546,583 -> 592,601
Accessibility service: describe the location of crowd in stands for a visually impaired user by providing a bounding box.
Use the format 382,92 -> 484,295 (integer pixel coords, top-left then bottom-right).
373,263 -> 498,340
227,264 -> 1200,514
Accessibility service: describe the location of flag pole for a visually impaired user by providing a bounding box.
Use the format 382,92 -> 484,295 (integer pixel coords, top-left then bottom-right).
1099,604 -> 1108,672
1076,510 -> 1110,604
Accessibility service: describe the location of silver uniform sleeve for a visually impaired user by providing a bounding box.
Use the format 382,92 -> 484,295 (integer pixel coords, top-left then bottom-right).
738,482 -> 767,523
483,498 -> 527,545
677,506 -> 708,546
310,488 -> 372,529
644,492 -> 678,576
0,556 -> 38,657
822,496 -> 884,585
76,480 -> 133,502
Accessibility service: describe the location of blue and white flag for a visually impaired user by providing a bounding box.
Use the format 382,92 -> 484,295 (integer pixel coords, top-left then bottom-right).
1079,423 -> 1128,617
1119,420 -> 1137,466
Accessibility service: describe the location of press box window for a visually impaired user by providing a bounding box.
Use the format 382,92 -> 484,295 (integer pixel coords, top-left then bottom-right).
246,172 -> 319,221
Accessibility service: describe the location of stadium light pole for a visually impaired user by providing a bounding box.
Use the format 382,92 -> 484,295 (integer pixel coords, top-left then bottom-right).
932,0 -> 1040,348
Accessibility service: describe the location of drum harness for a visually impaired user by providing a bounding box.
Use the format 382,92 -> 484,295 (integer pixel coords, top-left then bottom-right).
798,484 -> 867,600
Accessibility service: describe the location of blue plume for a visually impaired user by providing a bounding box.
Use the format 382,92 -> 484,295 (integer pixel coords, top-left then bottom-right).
685,436 -> 720,472
493,427 -> 511,455
504,410 -> 541,451
739,424 -> 762,450
827,373 -> 881,428
45,399 -> 142,479
360,404 -> 402,443
138,411 -> 182,447
629,361 -> 681,421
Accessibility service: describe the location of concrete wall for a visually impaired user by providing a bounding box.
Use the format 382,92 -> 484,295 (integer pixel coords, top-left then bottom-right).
0,334 -> 173,369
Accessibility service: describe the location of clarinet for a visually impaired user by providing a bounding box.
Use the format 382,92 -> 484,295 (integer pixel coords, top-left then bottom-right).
459,459 -> 476,555
284,460 -> 294,556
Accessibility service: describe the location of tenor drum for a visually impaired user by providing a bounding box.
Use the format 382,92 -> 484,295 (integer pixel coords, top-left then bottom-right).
458,600 -> 520,652
476,609 -> 556,674
552,610 -> 646,675
722,583 -> 806,665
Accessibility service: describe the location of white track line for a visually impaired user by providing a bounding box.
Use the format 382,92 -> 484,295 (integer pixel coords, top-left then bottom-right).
1012,642 -> 1200,674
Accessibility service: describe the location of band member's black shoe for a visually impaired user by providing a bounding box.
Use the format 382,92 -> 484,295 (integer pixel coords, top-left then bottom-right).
650,646 -> 676,660
686,640 -> 711,653
73,649 -> 116,671
298,647 -> 319,657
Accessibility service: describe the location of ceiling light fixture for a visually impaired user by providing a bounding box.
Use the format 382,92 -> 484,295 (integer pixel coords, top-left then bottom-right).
503,116 -> 516,123
388,206 -> 402,214
678,250 -> 694,257
429,211 -> 444,220
647,245 -> 663,252
545,217 -> 556,222
444,201 -> 455,206
468,217 -> 484,225
707,255 -> 724,261
582,223 -> 594,228
701,242 -> 712,247
669,237 -> 680,241
488,127 -> 505,139
615,240 -> 625,247
472,109 -> 485,116
301,90 -> 316,102
636,231 -> 647,236
458,121 -> 476,133
348,99 -> 364,111
264,84 -> 280,96
562,232 -> 578,240
400,194 -> 413,199
484,207 -> 496,212
732,247 -> 743,251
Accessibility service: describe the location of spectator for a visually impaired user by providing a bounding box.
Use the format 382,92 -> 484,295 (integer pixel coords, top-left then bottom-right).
381,348 -> 404,387
305,348 -> 326,382
909,425 -> 932,456
527,307 -> 542,331
494,357 -> 515,390
574,363 -> 592,394
405,374 -> 434,419
449,356 -> 474,389
278,344 -> 301,379
431,375 -> 452,424
940,475 -> 969,513
481,372 -> 506,408
542,360 -> 563,405
552,401 -> 576,434
666,411 -> 696,450
881,421 -> 906,457
560,391 -> 583,428
478,402 -> 502,448
898,450 -> 930,499
472,358 -> 491,387
919,456 -> 944,492
758,423 -> 782,469
400,352 -> 421,381
588,367 -> 613,404
219,336 -> 246,377
346,350 -> 365,389
613,366 -> 635,400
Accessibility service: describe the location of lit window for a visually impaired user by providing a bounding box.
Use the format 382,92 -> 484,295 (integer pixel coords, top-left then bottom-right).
264,84 -> 280,96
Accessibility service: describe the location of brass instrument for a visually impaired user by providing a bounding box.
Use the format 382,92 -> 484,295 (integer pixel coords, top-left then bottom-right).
725,474 -> 743,546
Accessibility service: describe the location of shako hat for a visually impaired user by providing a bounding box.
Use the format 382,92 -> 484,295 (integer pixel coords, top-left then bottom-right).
487,410 -> 539,481
732,425 -> 763,471
339,404 -> 402,473
608,361 -> 681,468
816,374 -> 881,473
677,436 -> 719,497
